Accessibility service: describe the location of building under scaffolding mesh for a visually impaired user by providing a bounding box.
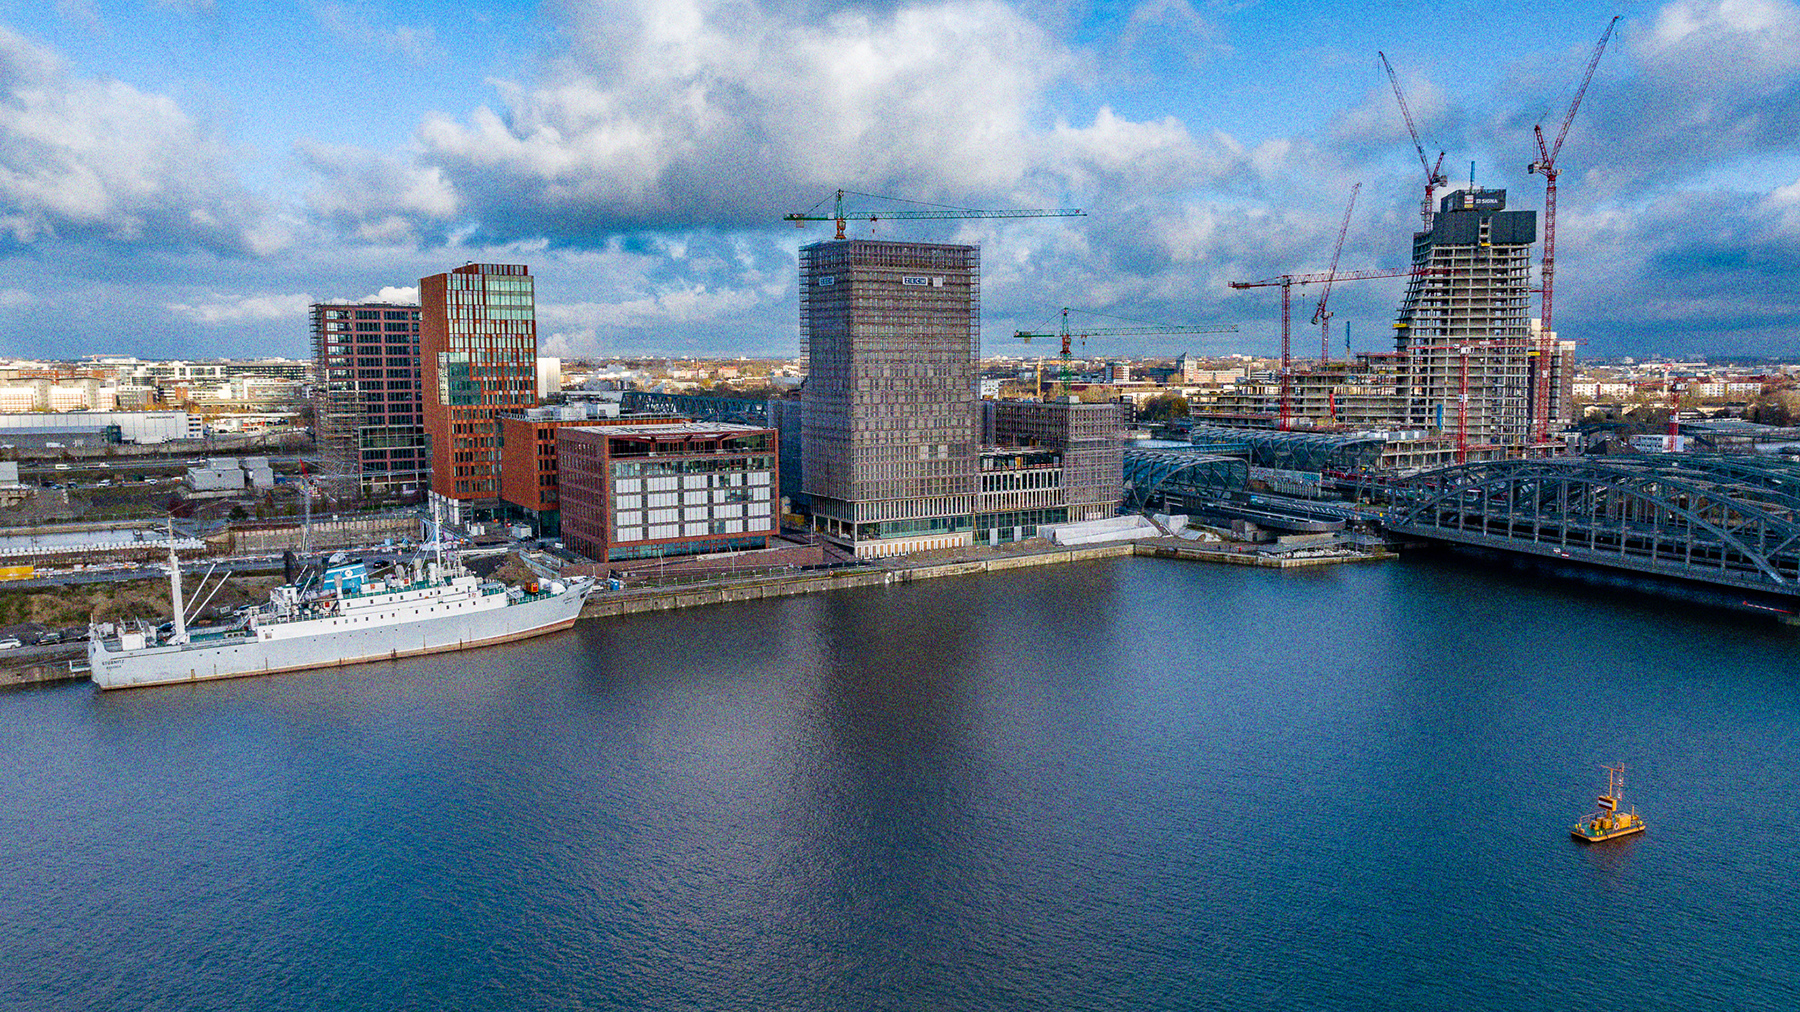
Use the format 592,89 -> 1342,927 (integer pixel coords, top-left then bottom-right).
800,240 -> 981,556
311,301 -> 426,500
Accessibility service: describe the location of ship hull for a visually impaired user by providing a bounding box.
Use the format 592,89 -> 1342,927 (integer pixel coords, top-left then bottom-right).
89,586 -> 590,690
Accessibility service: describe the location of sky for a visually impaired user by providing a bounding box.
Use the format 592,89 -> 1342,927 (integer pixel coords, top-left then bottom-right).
0,0 -> 1797,364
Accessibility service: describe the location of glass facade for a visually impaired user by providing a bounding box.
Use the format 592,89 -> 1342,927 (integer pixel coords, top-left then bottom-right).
421,263 -> 538,501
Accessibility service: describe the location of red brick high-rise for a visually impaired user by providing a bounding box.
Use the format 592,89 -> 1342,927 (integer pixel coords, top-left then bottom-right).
419,263 -> 537,517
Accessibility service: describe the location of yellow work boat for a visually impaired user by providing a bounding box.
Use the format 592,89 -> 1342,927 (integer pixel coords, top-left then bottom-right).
1571,763 -> 1645,843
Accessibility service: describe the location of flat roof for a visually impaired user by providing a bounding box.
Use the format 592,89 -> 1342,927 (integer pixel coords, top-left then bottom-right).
568,421 -> 770,438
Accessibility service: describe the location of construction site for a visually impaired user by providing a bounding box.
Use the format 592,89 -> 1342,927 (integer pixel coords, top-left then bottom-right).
1194,24 -> 1622,471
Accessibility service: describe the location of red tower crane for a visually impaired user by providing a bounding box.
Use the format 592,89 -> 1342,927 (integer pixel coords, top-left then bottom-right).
1527,15 -> 1620,443
1311,183 -> 1362,364
1229,266 -> 1431,430
1378,52 -> 1449,232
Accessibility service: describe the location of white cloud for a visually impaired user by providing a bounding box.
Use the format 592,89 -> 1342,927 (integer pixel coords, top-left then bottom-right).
0,26 -> 283,254
309,0 -> 1123,241
0,288 -> 30,308
299,141 -> 457,243
315,4 -> 438,62
166,292 -> 315,325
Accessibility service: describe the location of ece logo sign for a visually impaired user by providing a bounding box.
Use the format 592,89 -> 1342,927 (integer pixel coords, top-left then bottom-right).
816,275 -> 835,286
902,276 -> 945,287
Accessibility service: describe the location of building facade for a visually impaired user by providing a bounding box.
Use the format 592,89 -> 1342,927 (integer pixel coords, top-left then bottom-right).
800,239 -> 981,557
497,403 -> 684,538
311,302 -> 426,499
1392,188 -> 1545,451
557,422 -> 778,563
420,263 -> 538,519
983,398 -> 1126,526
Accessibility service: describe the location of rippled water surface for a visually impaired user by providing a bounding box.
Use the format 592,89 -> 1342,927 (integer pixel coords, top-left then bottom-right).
2,555 -> 1797,1010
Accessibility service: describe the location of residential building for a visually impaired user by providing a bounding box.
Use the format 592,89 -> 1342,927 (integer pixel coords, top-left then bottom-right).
800,239 -> 980,557
557,422 -> 778,563
311,302 -> 426,499
420,263 -> 538,521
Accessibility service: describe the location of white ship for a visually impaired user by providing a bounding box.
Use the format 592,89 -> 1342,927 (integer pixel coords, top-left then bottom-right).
88,533 -> 593,691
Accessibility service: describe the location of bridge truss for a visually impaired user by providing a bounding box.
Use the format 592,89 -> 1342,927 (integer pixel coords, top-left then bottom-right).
1385,455 -> 1800,597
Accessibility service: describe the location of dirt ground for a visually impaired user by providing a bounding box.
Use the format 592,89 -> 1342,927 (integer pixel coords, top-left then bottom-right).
0,572 -> 285,631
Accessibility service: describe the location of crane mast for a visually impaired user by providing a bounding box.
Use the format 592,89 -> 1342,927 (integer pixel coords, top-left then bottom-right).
1011,308 -> 1238,396
1527,15 -> 1620,444
1231,267 -> 1433,430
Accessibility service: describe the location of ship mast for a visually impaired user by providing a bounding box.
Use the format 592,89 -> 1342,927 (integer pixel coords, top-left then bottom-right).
166,519 -> 188,645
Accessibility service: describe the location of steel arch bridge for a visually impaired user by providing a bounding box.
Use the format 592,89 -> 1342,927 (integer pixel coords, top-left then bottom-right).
1384,455 -> 1800,597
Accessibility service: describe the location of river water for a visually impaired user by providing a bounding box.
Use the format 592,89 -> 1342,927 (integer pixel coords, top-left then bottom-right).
1,554 -> 1796,1010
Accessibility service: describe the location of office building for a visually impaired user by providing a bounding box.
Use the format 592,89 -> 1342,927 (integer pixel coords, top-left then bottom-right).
800,239 -> 980,557
984,398 -> 1126,525
497,403 -> 684,538
557,422 -> 778,563
311,302 -> 426,499
420,263 -> 537,521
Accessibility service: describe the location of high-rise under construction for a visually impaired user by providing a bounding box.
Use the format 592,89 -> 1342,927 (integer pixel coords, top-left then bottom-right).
1392,187 -> 1564,451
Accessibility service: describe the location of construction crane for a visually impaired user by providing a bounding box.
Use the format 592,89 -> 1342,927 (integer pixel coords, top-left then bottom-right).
1230,267 -> 1430,430
1011,308 -> 1239,396
784,189 -> 1085,240
1452,340 -> 1516,463
1379,52 -> 1449,232
1527,14 -> 1620,444
1311,183 -> 1362,364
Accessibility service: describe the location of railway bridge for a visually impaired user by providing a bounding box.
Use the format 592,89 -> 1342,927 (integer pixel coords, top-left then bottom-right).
1383,455 -> 1800,601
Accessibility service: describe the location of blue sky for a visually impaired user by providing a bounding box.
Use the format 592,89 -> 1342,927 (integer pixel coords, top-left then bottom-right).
0,0 -> 1795,363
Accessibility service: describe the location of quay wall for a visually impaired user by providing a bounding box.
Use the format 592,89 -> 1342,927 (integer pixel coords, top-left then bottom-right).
4,539 -> 1389,687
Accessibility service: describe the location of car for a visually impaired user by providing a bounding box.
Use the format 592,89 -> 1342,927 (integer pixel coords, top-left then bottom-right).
36,631 -> 61,645
0,637 -> 21,650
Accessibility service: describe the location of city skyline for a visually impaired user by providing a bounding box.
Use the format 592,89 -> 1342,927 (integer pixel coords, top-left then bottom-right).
0,0 -> 1794,363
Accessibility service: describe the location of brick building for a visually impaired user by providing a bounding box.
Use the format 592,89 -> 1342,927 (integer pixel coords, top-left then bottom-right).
420,263 -> 537,522
558,422 -> 778,563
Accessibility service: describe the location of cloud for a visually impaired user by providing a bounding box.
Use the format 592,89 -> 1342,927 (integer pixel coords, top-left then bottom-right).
0,26 -> 284,255
299,141 -> 457,243
364,285 -> 419,303
166,292 -> 315,324
315,4 -> 439,62
309,0 -> 1130,243
0,288 -> 30,308
55,0 -> 104,33
1519,1 -> 1800,199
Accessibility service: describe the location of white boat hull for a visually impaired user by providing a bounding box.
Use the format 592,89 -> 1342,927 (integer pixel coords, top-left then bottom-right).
89,584 -> 591,690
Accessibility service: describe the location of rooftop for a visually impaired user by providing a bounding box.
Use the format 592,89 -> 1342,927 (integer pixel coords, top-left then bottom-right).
572,422 -> 769,438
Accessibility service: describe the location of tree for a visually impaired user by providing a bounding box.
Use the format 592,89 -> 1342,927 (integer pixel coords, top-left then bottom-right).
1139,393 -> 1190,421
